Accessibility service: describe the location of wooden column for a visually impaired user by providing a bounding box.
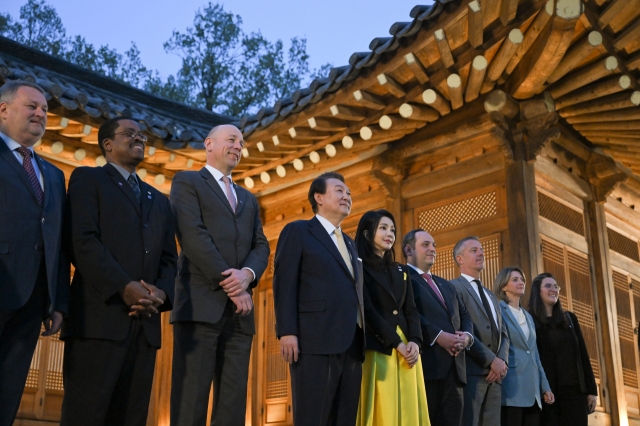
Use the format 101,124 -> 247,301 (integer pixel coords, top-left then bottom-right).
373,152 -> 405,260
585,152 -> 629,426
147,312 -> 173,426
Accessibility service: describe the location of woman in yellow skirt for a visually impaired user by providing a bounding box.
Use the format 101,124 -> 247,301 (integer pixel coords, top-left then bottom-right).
355,209 -> 430,426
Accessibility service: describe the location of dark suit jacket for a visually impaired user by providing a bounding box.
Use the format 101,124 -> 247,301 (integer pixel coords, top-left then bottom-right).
363,263 -> 422,355
409,268 -> 473,382
62,164 -> 177,348
0,136 -> 69,314
533,311 -> 597,396
169,168 -> 269,335
273,217 -> 364,355
450,275 -> 509,376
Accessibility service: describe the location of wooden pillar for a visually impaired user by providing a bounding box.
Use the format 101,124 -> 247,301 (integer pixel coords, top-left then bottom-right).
147,312 -> 173,426
373,152 -> 405,260
585,152 -> 629,426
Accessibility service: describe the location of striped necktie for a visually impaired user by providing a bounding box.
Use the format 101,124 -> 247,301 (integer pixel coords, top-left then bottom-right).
16,146 -> 44,205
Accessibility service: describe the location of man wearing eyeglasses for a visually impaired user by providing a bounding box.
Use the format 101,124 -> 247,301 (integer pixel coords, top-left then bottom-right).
60,117 -> 177,426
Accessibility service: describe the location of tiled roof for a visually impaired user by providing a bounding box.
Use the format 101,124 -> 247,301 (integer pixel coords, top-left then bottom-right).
0,36 -> 236,148
239,0 -> 458,137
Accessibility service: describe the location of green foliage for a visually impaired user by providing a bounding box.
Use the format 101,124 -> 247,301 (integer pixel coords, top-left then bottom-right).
2,0 -> 332,117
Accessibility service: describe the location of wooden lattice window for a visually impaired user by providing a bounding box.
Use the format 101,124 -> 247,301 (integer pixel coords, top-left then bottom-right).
538,192 -> 585,236
266,291 -> 288,400
431,234 -> 502,286
608,227 -> 640,262
613,270 -> 638,388
417,191 -> 498,233
541,238 -> 601,381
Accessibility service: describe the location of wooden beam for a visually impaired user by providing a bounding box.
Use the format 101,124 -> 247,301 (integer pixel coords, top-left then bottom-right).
353,90 -> 386,110
288,127 -> 330,140
422,89 -> 451,116
565,107 -> 640,124
484,90 -> 519,119
613,18 -> 640,51
547,31 -> 603,84
379,115 -> 421,131
377,73 -> 406,98
559,91 -> 640,118
404,53 -> 429,84
465,55 -> 488,103
483,29 -> 524,93
505,0 -> 581,99
629,52 -> 640,70
581,130 -> 640,138
574,120 -> 640,132
45,116 -> 69,131
330,104 -> 368,121
434,29 -> 455,68
590,136 -> 640,146
505,0 -> 554,75
599,0 -> 635,28
555,75 -> 631,110
447,74 -> 464,110
360,125 -> 383,141
59,123 -> 93,138
467,0 -> 483,48
308,117 -> 347,131
548,56 -> 619,99
500,0 -> 519,25
399,103 -> 440,122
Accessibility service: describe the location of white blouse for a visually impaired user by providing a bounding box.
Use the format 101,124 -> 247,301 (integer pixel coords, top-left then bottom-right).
508,304 -> 530,341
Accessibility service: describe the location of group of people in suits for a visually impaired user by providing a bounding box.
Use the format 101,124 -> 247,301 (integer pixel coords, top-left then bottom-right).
0,80 -> 270,426
0,79 -> 598,426
273,175 -> 597,426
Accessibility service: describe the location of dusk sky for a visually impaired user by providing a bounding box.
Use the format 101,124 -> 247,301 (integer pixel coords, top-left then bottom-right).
3,0 -> 428,80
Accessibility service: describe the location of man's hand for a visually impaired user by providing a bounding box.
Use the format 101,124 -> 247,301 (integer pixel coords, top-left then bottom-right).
42,311 -> 63,336
588,395 -> 597,413
122,281 -> 163,317
436,331 -> 467,356
230,291 -> 253,316
543,391 -> 555,404
486,357 -> 507,383
128,280 -> 167,317
220,268 -> 253,297
281,335 -> 299,363
455,331 -> 472,349
404,342 -> 420,368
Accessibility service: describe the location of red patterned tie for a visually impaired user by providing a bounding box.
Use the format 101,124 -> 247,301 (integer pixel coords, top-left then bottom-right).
16,146 -> 44,205
221,176 -> 236,213
422,273 -> 447,310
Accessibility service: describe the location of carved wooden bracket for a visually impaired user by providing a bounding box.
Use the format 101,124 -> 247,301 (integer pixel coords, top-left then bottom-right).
497,110 -> 561,164
587,151 -> 629,203
372,150 -> 404,197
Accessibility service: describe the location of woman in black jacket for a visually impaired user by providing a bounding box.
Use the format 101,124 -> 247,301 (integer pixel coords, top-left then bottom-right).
528,272 -> 598,425
354,210 -> 429,426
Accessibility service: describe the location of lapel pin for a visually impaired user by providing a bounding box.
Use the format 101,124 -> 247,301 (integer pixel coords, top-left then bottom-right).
148,195 -> 152,199
118,182 -> 122,186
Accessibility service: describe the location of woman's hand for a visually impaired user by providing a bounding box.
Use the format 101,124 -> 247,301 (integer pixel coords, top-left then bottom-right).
543,391 -> 555,404
588,395 -> 597,413
400,342 -> 419,368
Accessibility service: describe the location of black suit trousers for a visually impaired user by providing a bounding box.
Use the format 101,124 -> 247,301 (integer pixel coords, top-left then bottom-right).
170,301 -> 253,426
425,364 -> 464,426
0,260 -> 47,426
60,319 -> 156,426
290,326 -> 363,426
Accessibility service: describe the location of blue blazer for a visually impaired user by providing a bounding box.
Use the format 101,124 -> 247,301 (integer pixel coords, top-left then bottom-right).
500,300 -> 551,408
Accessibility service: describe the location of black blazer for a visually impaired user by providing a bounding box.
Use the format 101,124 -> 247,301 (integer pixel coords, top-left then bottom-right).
273,217 -> 365,356
363,262 -> 422,355
533,311 -> 597,395
62,164 -> 177,348
409,268 -> 473,382
169,168 -> 270,334
0,137 -> 69,314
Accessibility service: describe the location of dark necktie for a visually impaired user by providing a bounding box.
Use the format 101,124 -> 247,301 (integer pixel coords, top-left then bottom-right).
422,273 -> 447,310
221,176 -> 236,213
16,146 -> 44,205
127,174 -> 141,202
473,279 -> 499,341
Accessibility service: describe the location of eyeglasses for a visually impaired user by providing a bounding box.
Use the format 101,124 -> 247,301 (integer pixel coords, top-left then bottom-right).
112,130 -> 148,142
542,284 -> 561,291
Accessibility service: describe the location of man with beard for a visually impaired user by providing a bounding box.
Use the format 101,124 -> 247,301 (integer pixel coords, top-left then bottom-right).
61,117 -> 177,426
0,81 -> 69,426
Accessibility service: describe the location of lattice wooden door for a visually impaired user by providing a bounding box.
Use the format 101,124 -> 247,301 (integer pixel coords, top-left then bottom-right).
431,233 -> 502,285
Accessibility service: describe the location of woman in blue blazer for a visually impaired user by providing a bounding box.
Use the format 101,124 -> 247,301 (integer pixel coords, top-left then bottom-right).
492,266 -> 554,426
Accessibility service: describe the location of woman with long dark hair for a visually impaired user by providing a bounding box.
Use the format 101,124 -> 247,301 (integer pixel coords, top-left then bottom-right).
354,210 -> 430,426
528,272 -> 598,425
493,267 -> 553,426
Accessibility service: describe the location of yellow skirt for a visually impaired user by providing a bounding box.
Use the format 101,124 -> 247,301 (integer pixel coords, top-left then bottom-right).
356,327 -> 431,426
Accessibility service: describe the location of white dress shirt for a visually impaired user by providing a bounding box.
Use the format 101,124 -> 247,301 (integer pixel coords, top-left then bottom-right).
461,273 -> 500,329
1,132 -> 44,190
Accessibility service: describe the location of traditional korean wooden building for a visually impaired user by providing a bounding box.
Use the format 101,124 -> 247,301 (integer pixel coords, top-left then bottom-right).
3,0 -> 640,424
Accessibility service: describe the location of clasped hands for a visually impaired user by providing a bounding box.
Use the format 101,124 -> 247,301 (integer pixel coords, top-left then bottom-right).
486,356 -> 508,383
122,280 -> 166,317
220,268 -> 253,316
436,331 -> 471,356
397,341 -> 420,368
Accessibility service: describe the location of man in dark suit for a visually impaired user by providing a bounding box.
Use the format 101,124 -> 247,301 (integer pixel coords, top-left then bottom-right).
273,171 -> 365,426
0,81 -> 69,426
169,124 -> 269,426
61,117 -> 177,426
402,229 -> 473,426
449,236 -> 509,426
